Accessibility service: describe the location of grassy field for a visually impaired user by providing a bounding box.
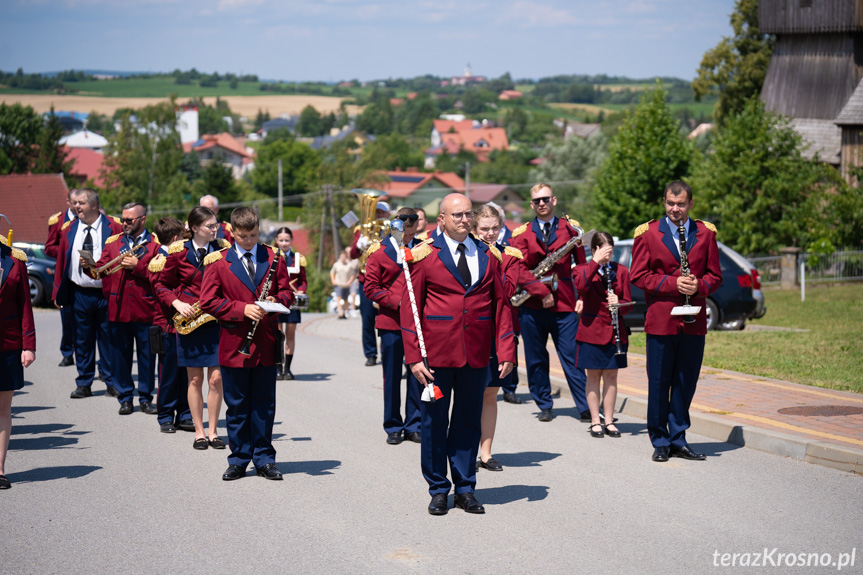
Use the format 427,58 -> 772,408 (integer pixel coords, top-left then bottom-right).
626,283 -> 863,393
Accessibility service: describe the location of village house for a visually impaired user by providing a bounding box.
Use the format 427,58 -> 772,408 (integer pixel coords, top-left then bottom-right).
183,132 -> 255,179
375,168 -> 465,215
425,119 -> 509,168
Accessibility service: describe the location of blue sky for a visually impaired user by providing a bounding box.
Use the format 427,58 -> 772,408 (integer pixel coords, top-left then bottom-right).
1,0 -> 736,82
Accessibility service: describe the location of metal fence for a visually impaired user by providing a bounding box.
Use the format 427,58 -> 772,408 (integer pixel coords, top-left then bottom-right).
748,250 -> 863,286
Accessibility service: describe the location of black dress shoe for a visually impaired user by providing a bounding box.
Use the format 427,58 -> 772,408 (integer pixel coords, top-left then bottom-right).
652,446 -> 670,462
222,465 -> 246,481
105,386 -> 118,398
454,492 -> 485,514
538,409 -> 553,422
256,463 -> 283,480
139,401 -> 157,415
502,392 -> 524,404
428,493 -> 448,515
386,431 -> 403,445
579,410 -> 592,422
283,370 -> 294,380
118,401 -> 133,415
670,445 -> 707,460
404,431 -> 421,444
478,457 -> 503,471
365,357 -> 377,366
176,419 -> 195,432
159,422 -> 177,433
0,475 -> 10,489
276,363 -> 285,380
70,386 -> 92,399
58,356 -> 75,367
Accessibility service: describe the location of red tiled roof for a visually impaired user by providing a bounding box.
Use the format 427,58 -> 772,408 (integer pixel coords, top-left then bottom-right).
182,132 -> 252,158
433,119 -> 476,134
65,147 -> 107,188
499,90 -> 523,100
0,174 -> 69,244
375,169 -> 465,198
465,183 -> 509,203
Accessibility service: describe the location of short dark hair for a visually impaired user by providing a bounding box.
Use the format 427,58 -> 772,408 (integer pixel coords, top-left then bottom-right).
155,217 -> 184,244
122,202 -> 147,215
664,181 -> 692,202
230,206 -> 259,232
71,187 -> 100,208
591,231 -> 614,251
183,206 -> 216,240
275,226 -> 293,239
396,207 -> 417,217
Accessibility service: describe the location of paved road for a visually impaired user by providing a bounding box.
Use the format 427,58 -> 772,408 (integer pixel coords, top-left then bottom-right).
3,310 -> 862,574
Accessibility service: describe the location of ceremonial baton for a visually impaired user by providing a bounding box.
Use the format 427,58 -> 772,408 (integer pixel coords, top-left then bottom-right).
390,219 -> 441,402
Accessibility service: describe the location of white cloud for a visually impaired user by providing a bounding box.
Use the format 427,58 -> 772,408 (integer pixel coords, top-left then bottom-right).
497,1 -> 580,27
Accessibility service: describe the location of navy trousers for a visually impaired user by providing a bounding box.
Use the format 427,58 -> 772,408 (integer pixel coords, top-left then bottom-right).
60,303 -> 76,359
645,333 -> 705,448
72,286 -> 112,389
222,364 -> 277,469
156,332 -> 190,426
421,365 -> 486,496
379,329 -> 421,435
358,282 -> 378,359
519,307 -> 588,413
110,321 -> 155,404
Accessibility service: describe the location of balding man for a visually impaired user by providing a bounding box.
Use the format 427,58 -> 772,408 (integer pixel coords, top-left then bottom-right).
402,193 -> 515,516
199,194 -> 234,244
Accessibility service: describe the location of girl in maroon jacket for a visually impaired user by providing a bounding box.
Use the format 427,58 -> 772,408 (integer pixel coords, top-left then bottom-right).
573,232 -> 631,438
0,237 -> 36,489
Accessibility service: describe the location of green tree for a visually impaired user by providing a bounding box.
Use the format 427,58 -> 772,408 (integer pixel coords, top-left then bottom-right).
198,104 -> 229,134
693,0 -> 773,125
689,98 -> 843,254
530,134 -> 608,219
191,152 -> 240,205
358,133 -> 423,172
251,138 -> 320,197
296,105 -> 325,137
0,103 -> 42,174
356,101 -> 394,135
180,151 -> 204,182
593,83 -> 692,237
34,106 -> 74,186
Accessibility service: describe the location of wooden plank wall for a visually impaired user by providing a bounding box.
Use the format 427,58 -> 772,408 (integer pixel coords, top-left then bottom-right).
840,127 -> 863,185
760,0 -> 862,33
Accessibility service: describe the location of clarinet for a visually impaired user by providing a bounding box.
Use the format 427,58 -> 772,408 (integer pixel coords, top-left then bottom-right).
238,248 -> 281,356
605,264 -> 625,356
677,224 -> 696,324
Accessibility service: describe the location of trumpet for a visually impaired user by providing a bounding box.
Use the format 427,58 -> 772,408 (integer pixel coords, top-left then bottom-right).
173,302 -> 217,335
82,243 -> 147,279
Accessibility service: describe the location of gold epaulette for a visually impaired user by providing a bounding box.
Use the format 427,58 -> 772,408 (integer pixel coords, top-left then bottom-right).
105,233 -> 122,244
409,242 -> 432,262
148,254 -> 166,273
61,220 -> 72,231
504,246 -> 523,260
299,255 -> 307,267
511,223 -> 528,238
204,251 -> 223,265
48,212 -> 61,226
11,248 -> 27,262
112,216 -> 122,225
366,241 -> 382,257
152,233 -> 161,245
224,222 -> 233,232
488,244 -> 502,263
168,240 -> 185,254
634,221 -> 651,238
568,217 -> 580,229
217,238 -> 231,249
353,225 -> 362,234
416,230 -> 429,241
700,220 -> 717,233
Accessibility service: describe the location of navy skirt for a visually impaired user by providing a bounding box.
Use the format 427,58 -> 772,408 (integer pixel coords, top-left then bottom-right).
576,341 -> 628,370
278,310 -> 302,324
485,342 -> 512,389
0,349 -> 25,391
178,322 -> 220,368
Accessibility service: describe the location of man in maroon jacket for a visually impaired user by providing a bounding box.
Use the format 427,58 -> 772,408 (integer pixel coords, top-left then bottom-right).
46,193 -> 77,367
401,193 -> 515,516
630,181 -> 722,463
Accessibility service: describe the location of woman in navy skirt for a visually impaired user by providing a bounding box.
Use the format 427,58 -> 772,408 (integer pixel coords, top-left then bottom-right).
0,237 -> 36,489
154,207 -> 227,450
273,227 -> 306,380
573,232 -> 631,438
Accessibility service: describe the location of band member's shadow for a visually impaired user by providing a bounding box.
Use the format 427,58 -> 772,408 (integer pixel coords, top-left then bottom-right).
547,406 -> 584,420
9,435 -> 82,450
11,405 -> 56,417
12,423 -> 87,436
613,422 -> 648,436
291,373 -> 334,382
692,441 -> 743,457
275,460 -> 340,476
6,465 -> 102,484
492,451 -> 561,468
477,484 -> 550,506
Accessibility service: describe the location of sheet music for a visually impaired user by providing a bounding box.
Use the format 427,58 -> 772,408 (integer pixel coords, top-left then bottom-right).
255,301 -> 290,314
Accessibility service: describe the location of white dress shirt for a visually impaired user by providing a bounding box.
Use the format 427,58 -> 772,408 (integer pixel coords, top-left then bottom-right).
70,218 -> 104,288
442,233 -> 479,286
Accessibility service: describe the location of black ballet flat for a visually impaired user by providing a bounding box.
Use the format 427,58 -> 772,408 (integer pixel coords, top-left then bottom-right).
604,423 -> 621,438
589,423 -> 604,438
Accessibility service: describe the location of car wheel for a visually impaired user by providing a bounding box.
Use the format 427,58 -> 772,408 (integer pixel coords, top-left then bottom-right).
29,276 -> 45,306
705,299 -> 719,331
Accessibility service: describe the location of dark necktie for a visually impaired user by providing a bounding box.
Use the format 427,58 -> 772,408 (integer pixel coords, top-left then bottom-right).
82,226 -> 94,253
197,247 -> 207,264
456,243 -> 471,288
243,252 -> 256,284
542,222 -> 551,244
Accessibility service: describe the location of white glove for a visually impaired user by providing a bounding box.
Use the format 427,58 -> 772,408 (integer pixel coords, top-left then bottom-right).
356,236 -> 371,251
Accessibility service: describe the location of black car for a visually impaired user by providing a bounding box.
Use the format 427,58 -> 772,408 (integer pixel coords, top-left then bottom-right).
13,242 -> 56,307
604,239 -> 758,331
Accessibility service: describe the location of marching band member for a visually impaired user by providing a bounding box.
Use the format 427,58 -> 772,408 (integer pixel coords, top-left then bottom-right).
46,192 -> 77,368
414,207 -> 429,240
52,188 -> 123,399
402,194 -> 515,515
200,207 -> 294,481
0,232 -> 36,490
273,227 -> 306,380
153,207 -> 227,451
350,201 -> 390,366
149,217 -> 193,433
199,194 -> 234,244
363,207 -> 422,446
84,202 -> 159,416
573,232 -> 631,438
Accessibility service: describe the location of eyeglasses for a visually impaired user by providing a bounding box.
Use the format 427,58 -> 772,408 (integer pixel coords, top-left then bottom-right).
531,196 -> 553,205
444,211 -> 476,221
396,214 -> 419,224
203,224 -> 219,230
120,216 -> 144,224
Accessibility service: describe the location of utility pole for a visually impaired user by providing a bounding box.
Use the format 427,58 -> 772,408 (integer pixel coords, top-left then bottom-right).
464,161 -> 470,201
278,158 -> 283,221
317,186 -> 327,270
328,185 -> 342,260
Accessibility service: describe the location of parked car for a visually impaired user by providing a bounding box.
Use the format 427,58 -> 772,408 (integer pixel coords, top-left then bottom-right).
598,239 -> 758,331
718,241 -> 766,322
13,242 -> 55,307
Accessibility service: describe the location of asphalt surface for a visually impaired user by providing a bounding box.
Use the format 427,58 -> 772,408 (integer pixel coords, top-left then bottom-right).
2,310 -> 862,574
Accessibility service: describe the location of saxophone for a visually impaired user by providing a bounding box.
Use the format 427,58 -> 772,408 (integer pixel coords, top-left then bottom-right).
173,302 -> 217,335
510,217 -> 586,307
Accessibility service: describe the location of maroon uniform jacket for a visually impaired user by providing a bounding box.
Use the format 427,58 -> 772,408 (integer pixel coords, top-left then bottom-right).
630,218 -> 722,336
45,209 -> 75,259
153,238 -> 230,312
148,245 -> 177,333
0,242 -> 36,352
199,245 -> 294,368
363,236 -> 415,331
573,259 -> 632,345
92,230 -> 159,324
400,234 -> 515,369
282,249 -> 307,294
508,216 -> 587,312
52,214 -> 124,306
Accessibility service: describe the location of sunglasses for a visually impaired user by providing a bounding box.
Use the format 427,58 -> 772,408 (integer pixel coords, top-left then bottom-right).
396,214 -> 419,223
531,196 -> 553,205
120,216 -> 144,224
